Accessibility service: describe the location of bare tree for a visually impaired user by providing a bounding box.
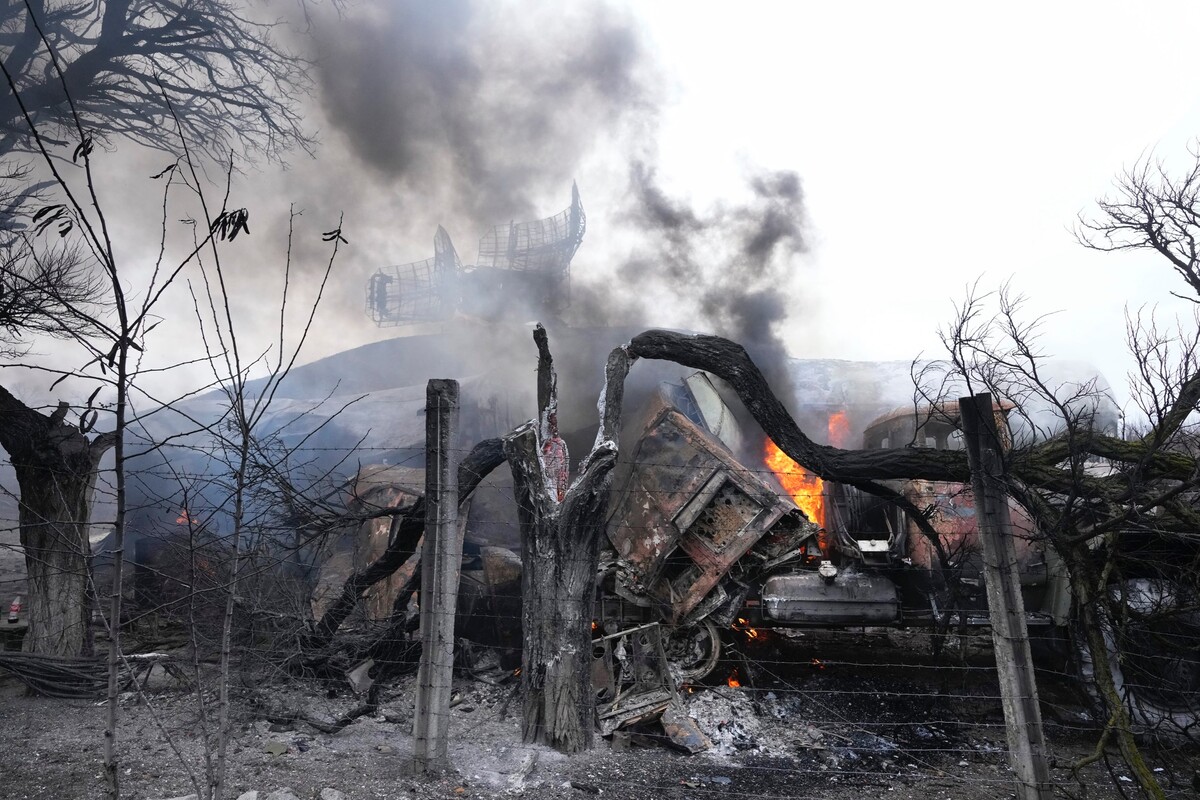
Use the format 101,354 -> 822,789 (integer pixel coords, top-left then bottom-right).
0,0 -> 315,660
914,283 -> 1196,799
1077,148 -> 1200,302
0,0 -> 313,165
0,388 -> 113,655
504,325 -> 629,752
175,192 -> 345,798
0,238 -> 99,355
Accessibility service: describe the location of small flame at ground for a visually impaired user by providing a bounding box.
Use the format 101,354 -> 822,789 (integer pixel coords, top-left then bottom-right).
732,617 -> 762,641
764,439 -> 825,528
726,668 -> 742,688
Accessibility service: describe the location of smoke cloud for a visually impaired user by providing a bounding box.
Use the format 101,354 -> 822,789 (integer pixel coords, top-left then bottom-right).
572,160 -> 808,403
312,0 -> 651,223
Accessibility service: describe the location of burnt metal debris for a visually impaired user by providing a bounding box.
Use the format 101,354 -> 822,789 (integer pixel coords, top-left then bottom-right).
367,184 -> 585,326
305,363 -> 1197,749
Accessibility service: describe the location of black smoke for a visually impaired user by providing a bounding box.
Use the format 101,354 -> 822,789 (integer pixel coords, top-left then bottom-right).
572,160 -> 807,404
288,0 -> 810,419
312,0 -> 652,223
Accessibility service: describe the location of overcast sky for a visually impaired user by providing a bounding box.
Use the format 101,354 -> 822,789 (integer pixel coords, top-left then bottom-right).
636,2 -> 1200,388
13,1 -> 1200,417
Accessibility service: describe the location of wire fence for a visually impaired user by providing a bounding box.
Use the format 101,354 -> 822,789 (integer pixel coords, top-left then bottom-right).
1,441 -> 1198,798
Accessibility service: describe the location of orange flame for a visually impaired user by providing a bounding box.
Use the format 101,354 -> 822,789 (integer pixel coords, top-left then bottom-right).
726,669 -> 742,688
828,410 -> 851,448
764,439 -> 825,528
175,507 -> 196,525
732,617 -> 762,641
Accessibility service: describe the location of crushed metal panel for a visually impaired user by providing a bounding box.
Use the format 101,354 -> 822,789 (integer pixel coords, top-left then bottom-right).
675,472 -> 764,552
608,407 -> 817,623
594,623 -> 676,736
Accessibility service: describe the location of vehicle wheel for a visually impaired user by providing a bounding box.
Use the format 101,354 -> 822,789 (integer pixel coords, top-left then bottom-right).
1072,578 -> 1200,742
663,620 -> 722,682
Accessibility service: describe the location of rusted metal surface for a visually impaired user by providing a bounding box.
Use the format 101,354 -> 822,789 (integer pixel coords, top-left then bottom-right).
606,401 -> 817,625
594,623 -> 676,735
661,703 -> 713,753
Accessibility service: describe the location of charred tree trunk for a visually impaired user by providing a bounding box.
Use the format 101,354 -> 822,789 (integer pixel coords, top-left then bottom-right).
506,327 -> 630,753
1058,542 -> 1165,799
0,386 -> 113,657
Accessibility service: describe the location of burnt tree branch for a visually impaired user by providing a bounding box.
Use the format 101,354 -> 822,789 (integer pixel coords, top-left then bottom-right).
627,329 -> 1200,534
302,438 -> 505,653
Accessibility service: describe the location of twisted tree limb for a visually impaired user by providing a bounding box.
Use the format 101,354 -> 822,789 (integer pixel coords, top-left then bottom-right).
302,438 -> 506,653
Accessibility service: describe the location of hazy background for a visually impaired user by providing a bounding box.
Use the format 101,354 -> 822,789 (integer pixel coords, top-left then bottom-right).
6,0 -> 1200,419
4,0 -> 1200,604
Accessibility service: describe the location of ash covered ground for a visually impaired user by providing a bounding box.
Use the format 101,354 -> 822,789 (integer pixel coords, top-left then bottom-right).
3,629 -> 1197,800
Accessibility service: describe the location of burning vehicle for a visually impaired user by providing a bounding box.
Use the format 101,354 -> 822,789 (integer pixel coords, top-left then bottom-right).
596,374 -> 1065,677
588,369 -> 1199,741
298,354 -> 1196,741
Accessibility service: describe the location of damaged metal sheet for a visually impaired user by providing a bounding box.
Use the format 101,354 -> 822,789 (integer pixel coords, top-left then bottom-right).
606,397 -> 818,625
593,623 -> 676,736
311,466 -> 425,622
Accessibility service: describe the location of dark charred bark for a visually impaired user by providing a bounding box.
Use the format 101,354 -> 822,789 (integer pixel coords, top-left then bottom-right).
0,385 -> 114,657
1057,542 -> 1164,799
626,329 -> 1200,536
303,438 -> 506,652
507,334 -> 631,753
628,330 -> 973,482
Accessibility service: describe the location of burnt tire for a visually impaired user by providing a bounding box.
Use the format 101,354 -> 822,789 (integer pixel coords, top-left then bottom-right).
663,620 -> 722,683
1072,578 -> 1200,743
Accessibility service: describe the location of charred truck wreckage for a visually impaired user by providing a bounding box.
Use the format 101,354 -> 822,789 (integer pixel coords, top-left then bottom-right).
314,362 -> 1084,744
94,186 -> 1195,751
453,377 -> 1065,667
288,184 -> 1190,745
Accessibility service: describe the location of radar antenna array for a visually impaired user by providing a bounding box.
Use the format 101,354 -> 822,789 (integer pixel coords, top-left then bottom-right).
366,184 -> 585,326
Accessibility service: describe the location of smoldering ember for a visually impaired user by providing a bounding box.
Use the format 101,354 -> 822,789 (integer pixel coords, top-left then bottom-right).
2,4 -> 1200,800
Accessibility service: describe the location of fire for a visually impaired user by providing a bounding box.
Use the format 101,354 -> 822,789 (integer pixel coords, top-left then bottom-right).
175,507 -> 196,525
726,668 -> 742,688
764,439 -> 825,528
828,410 -> 851,448
732,617 -> 762,641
